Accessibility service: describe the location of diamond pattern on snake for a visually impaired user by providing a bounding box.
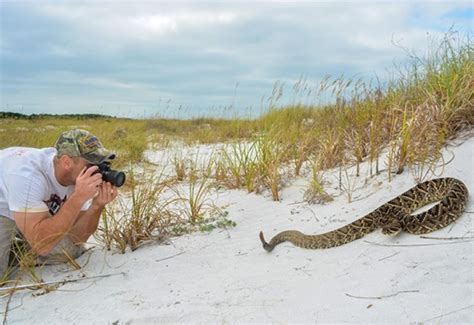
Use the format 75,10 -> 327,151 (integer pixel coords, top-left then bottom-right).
259,178 -> 469,252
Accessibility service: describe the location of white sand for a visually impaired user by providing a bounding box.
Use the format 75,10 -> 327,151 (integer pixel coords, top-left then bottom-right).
3,137 -> 473,324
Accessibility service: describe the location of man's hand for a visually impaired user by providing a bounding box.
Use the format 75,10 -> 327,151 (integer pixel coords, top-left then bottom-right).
72,165 -> 103,204
70,182 -> 118,245
92,182 -> 118,208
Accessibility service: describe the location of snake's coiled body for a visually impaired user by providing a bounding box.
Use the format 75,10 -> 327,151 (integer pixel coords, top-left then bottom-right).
260,178 -> 469,252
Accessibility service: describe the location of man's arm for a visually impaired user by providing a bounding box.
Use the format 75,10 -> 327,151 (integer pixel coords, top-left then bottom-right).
13,194 -> 89,256
70,204 -> 104,245
68,182 -> 118,244
13,166 -> 103,256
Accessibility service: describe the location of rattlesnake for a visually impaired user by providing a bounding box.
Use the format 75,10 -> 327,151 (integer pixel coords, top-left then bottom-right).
259,177 -> 469,252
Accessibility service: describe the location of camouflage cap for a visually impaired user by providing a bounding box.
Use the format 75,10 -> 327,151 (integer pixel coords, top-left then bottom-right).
55,129 -> 115,164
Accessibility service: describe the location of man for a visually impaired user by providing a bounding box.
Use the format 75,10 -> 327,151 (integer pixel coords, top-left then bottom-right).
0,129 -> 119,280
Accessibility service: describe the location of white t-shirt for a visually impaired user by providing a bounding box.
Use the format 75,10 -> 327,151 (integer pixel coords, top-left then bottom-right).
0,147 -> 90,220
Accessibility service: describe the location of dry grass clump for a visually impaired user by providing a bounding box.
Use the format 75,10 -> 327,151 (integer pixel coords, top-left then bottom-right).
94,169 -> 183,253
212,132 -> 290,201
94,155 -> 226,252
304,152 -> 333,204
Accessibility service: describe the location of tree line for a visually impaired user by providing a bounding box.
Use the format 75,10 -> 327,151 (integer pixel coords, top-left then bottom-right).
0,112 -> 114,119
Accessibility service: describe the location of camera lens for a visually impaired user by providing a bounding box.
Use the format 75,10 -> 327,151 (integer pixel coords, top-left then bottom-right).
102,170 -> 126,187
114,171 -> 126,187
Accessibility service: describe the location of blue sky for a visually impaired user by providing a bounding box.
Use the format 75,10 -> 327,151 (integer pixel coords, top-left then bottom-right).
1,0 -> 472,118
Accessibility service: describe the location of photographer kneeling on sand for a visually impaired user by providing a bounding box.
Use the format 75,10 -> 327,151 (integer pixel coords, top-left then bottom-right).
0,129 -> 123,281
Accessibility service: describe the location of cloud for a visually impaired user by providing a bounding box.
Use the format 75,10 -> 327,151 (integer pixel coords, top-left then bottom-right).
1,0 -> 472,117
36,2 -> 241,43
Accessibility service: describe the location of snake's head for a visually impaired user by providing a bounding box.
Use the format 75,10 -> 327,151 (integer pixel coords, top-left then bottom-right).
259,231 -> 274,252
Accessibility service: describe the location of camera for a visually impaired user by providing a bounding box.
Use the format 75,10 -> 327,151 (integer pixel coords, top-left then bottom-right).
95,162 -> 126,187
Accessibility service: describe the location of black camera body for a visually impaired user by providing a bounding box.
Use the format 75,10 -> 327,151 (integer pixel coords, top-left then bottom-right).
96,162 -> 126,187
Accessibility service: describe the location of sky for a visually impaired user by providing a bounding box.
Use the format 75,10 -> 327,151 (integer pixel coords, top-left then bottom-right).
0,0 -> 473,119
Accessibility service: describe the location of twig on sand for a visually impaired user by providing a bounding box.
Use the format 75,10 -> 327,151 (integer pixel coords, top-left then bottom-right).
421,304 -> 474,323
155,251 -> 185,263
0,272 -> 126,294
378,251 -> 400,261
345,290 -> 419,300
364,239 -> 474,247
288,200 -> 306,206
352,190 -> 377,203
420,235 -> 474,240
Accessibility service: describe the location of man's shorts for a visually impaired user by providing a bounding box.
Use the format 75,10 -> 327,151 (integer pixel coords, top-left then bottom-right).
0,215 -> 86,280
